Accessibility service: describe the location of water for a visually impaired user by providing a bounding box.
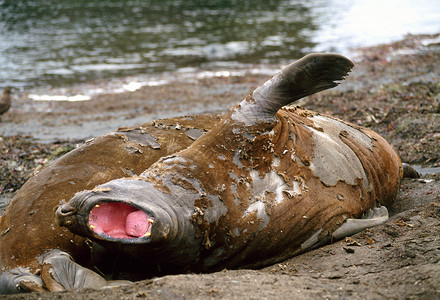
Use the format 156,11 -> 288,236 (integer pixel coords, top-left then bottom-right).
413,165 -> 440,176
0,0 -> 439,90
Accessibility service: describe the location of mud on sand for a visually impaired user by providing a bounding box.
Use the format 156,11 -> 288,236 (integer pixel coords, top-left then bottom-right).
1,33 -> 440,299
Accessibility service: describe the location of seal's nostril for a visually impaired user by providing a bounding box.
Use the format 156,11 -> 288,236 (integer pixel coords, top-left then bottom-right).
55,204 -> 77,227
59,204 -> 76,215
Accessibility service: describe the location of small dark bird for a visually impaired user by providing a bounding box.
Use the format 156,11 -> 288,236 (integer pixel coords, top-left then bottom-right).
0,87 -> 12,116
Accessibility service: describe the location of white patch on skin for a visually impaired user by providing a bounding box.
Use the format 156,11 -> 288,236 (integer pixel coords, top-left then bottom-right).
300,229 -> 323,251
293,180 -> 301,194
308,116 -> 370,189
162,156 -> 187,170
233,151 -> 243,168
250,170 -> 302,203
231,183 -> 240,206
218,154 -> 226,160
203,194 -> 228,224
231,128 -> 256,141
272,157 -> 281,167
312,115 -> 372,149
290,179 -> 303,197
231,183 -> 238,195
162,156 -> 187,165
242,132 -> 256,141
261,129 -> 275,136
290,151 -> 297,161
242,200 -> 270,229
250,170 -> 286,203
163,156 -> 187,164
229,171 -> 239,181
289,132 -> 297,144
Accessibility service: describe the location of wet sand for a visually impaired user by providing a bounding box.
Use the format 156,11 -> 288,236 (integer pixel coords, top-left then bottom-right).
1,33 -> 439,299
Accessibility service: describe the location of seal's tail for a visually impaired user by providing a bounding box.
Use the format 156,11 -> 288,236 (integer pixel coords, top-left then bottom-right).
232,53 -> 354,125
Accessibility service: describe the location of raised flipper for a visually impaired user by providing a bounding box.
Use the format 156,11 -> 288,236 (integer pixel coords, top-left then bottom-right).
231,53 -> 354,125
37,249 -> 132,292
332,206 -> 389,240
0,267 -> 44,294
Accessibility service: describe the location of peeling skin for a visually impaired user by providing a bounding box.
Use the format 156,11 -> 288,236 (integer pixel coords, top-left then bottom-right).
52,54 -> 401,277
185,128 -> 205,141
312,115 -> 373,150
162,156 -> 187,165
116,130 -> 162,149
54,105 -> 401,275
242,201 -> 270,230
111,105 -> 400,271
233,151 -> 243,168
272,157 -> 281,167
250,170 -> 287,204
0,113 -> 223,272
308,125 -> 370,189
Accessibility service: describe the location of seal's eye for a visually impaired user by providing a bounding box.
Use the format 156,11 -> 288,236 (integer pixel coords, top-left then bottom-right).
88,202 -> 154,239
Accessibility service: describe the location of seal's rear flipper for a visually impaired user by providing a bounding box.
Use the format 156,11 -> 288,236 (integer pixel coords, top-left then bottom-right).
332,206 -> 389,240
232,53 -> 354,125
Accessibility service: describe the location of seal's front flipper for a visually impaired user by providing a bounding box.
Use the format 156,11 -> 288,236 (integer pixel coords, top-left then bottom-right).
38,249 -> 131,292
332,206 -> 389,240
38,249 -> 107,291
0,267 -> 45,294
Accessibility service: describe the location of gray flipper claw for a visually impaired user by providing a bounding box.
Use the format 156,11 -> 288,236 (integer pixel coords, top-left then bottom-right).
38,249 -> 131,292
332,206 -> 389,240
0,267 -> 44,294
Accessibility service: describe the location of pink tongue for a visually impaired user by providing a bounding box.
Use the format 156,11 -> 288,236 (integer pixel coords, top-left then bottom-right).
126,210 -> 149,237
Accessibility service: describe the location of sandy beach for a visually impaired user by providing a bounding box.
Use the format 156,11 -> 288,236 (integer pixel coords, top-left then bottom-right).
0,33 -> 439,299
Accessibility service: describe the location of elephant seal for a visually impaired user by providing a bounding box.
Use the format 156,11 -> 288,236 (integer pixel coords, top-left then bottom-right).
0,113 -> 222,293
1,53 -> 402,293
51,54 -> 401,283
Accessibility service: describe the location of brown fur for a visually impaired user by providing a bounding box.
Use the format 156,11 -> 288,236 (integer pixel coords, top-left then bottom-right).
1,54 -> 403,290
138,106 -> 402,270
0,114 -> 222,272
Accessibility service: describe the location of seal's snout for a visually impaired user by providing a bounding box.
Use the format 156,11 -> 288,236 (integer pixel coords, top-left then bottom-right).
55,203 -> 77,227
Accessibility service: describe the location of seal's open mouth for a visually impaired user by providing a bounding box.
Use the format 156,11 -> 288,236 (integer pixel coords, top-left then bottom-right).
88,202 -> 154,239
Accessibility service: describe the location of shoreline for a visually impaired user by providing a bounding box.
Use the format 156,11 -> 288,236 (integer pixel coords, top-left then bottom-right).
1,33 -> 439,299
1,33 -> 439,142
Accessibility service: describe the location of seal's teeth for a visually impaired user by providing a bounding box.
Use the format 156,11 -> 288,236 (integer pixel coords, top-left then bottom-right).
95,204 -> 100,208
90,225 -> 96,229
147,218 -> 155,224
143,232 -> 151,237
